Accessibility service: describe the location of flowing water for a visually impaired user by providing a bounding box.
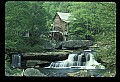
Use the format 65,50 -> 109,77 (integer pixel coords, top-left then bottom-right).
45,50 -> 105,69
38,68 -> 108,77
11,54 -> 21,68
10,50 -> 114,77
39,50 -> 106,77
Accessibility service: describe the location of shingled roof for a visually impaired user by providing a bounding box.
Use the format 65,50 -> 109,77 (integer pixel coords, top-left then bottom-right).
56,12 -> 71,23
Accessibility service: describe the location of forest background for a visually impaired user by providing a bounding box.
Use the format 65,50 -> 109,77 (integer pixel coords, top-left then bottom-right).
5,1 -> 116,76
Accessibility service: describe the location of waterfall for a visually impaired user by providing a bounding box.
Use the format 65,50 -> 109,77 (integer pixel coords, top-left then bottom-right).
11,54 -> 21,68
85,53 -> 100,66
45,50 -> 105,69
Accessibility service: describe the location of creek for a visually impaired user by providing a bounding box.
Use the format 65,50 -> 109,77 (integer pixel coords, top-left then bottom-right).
37,68 -> 109,77
44,50 -> 105,69
37,50 -> 107,77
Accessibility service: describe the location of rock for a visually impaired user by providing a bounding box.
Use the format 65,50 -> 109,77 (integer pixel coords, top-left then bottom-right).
55,42 -> 62,49
82,40 -> 93,46
42,41 -> 54,50
21,50 -> 73,67
62,40 -> 93,49
23,51 -> 70,61
5,72 -> 10,76
26,60 -> 50,67
103,70 -> 116,77
23,68 -> 47,77
67,70 -> 91,77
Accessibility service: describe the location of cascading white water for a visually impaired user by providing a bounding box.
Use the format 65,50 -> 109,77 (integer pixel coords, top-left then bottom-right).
45,50 -> 105,69
11,54 -> 21,68
85,53 -> 100,66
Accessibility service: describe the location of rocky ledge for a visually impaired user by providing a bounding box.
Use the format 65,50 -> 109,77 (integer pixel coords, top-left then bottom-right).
55,40 -> 93,49
22,50 -> 73,61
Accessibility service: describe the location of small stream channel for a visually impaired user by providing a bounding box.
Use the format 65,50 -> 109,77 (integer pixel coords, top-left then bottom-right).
37,68 -> 109,77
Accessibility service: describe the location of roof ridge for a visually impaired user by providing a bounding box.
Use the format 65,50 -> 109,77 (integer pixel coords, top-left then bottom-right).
57,12 -> 70,14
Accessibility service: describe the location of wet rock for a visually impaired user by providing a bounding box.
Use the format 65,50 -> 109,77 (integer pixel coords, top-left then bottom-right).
23,68 -> 47,77
26,60 -> 50,67
23,51 -> 70,61
67,70 -> 91,77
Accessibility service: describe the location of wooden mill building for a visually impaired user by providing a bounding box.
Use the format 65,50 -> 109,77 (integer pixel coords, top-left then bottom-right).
50,12 -> 75,41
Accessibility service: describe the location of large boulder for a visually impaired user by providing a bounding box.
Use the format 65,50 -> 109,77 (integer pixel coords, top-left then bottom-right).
42,41 -> 54,50
26,60 -> 50,67
61,40 -> 93,49
23,68 -> 46,77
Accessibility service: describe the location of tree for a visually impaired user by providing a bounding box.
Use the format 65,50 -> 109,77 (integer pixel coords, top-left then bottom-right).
5,1 -> 49,52
68,2 -> 116,40
5,1 -> 30,52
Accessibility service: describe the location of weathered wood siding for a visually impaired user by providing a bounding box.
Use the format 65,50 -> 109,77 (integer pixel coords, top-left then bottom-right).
53,14 -> 68,33
61,20 -> 68,32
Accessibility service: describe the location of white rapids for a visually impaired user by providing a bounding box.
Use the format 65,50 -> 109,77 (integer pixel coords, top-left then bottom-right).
45,50 -> 105,69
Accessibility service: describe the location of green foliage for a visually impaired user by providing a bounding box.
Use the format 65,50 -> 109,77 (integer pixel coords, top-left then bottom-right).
68,2 -> 116,70
5,60 -> 23,76
5,1 -> 49,53
68,2 -> 116,39
5,1 -> 116,73
29,45 -> 44,53
94,30 -> 116,69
